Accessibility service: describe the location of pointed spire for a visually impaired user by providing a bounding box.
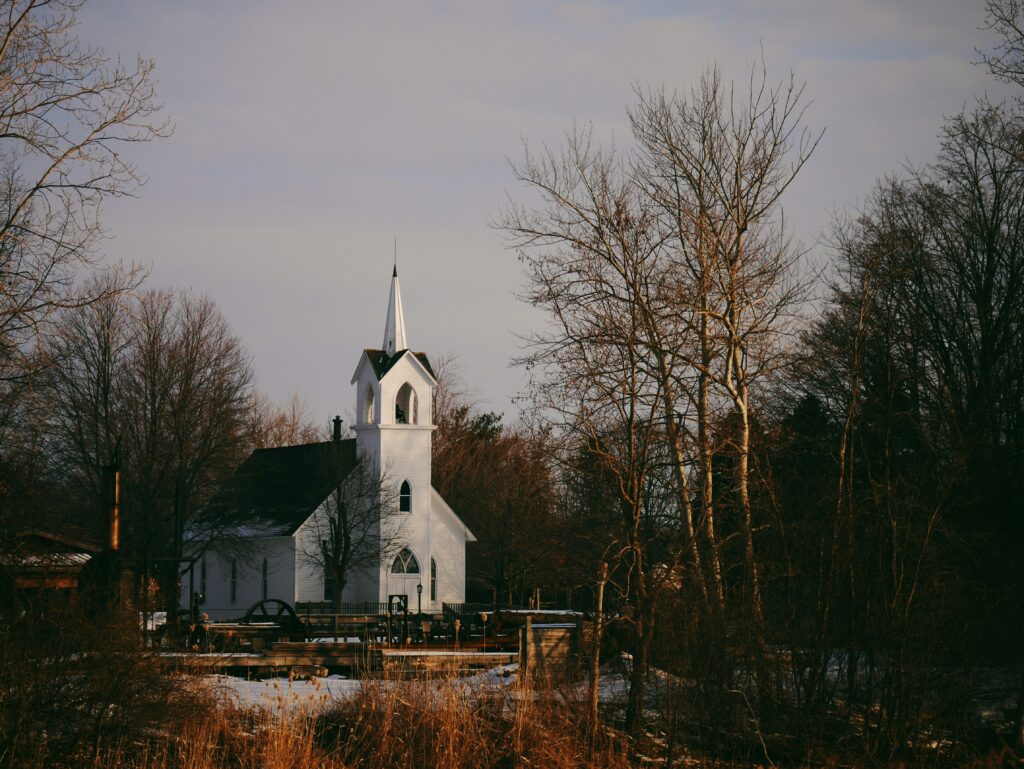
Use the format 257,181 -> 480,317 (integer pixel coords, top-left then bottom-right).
381,267 -> 407,356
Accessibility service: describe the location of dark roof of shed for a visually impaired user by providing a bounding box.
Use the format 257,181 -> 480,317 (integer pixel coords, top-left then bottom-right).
15,526 -> 101,554
200,439 -> 358,536
363,348 -> 435,380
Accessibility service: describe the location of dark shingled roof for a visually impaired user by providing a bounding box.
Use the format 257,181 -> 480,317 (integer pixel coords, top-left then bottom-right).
200,439 -> 358,536
363,348 -> 435,380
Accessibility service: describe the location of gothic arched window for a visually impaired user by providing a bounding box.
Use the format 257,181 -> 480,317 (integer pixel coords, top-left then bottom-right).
399,480 -> 411,512
396,382 -> 417,424
391,547 -> 419,574
430,558 -> 437,601
364,385 -> 375,424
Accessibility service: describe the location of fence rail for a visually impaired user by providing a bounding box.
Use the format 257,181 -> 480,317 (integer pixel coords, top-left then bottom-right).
296,601 -> 391,616
442,602 -> 527,616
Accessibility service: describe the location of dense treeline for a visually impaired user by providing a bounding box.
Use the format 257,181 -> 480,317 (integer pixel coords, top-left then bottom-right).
763,100 -> 1024,761
483,15 -> 1024,765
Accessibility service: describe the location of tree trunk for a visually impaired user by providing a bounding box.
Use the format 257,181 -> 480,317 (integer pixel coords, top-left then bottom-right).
164,477 -> 187,643
698,308 -> 726,616
625,575 -> 655,735
736,384 -> 767,655
332,574 -> 347,613
589,562 -> 608,744
658,367 -> 708,607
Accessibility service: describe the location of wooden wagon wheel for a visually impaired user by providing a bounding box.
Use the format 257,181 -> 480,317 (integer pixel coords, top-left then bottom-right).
242,599 -> 308,640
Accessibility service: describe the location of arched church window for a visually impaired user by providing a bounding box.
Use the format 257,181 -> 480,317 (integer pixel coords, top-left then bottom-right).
364,386 -> 375,424
430,558 -> 437,601
391,547 -> 419,574
399,480 -> 411,512
395,382 -> 417,424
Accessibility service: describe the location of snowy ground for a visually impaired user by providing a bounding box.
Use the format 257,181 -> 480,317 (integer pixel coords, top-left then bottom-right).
207,674 -> 363,713
199,660 -> 632,717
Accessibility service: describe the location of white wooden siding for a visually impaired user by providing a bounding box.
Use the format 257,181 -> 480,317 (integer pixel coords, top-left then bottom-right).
294,503 -> 382,603
430,487 -> 468,607
181,537 -> 294,621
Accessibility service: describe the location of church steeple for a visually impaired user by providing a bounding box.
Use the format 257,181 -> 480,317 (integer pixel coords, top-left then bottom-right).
381,265 -> 407,356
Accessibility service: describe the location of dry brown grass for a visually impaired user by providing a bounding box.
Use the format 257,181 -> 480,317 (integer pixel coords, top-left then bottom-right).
72,666 -> 631,769
320,668 -> 628,769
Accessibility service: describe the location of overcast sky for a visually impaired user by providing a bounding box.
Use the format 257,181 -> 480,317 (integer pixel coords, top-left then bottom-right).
81,0 -> 1013,426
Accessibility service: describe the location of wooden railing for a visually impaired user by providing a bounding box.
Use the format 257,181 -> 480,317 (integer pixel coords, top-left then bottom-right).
442,602 -> 526,617
296,601 -> 391,616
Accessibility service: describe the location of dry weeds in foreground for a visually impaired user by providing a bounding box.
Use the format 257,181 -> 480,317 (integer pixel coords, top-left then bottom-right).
82,669 -> 631,769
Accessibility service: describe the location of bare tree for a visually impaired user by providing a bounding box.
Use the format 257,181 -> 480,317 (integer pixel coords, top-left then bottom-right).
501,62 -> 818,735
500,129 -> 681,733
247,392 -> 321,450
0,0 -> 168,410
43,288 -> 253,629
44,273 -> 130,537
980,0 -> 1024,88
298,451 -> 404,613
632,67 -> 820,687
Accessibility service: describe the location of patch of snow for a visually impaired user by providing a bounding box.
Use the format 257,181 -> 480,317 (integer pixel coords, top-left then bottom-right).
458,663 -> 520,688
208,674 -> 362,713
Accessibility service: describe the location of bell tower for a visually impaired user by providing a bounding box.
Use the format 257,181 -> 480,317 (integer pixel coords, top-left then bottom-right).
350,267 -> 437,606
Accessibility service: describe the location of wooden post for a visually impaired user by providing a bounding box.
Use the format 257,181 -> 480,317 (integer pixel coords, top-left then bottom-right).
521,616 -> 532,680
589,562 -> 608,742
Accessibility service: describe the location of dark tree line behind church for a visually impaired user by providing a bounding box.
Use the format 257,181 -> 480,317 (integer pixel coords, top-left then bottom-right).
431,358 -> 561,605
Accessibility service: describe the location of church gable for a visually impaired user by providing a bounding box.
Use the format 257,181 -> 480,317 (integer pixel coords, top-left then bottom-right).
360,348 -> 436,382
375,352 -> 434,427
352,349 -> 436,429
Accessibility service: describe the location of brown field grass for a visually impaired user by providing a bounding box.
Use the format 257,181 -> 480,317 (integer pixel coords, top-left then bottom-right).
80,668 -> 631,769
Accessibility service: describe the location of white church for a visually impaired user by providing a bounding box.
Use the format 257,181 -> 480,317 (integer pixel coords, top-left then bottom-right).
183,269 -> 476,620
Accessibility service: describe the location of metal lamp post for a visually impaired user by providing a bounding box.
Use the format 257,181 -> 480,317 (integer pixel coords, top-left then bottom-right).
416,582 -> 423,615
